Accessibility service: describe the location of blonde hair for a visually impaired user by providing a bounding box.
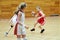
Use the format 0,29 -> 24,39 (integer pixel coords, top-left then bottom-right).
18,2 -> 26,10
14,2 -> 27,15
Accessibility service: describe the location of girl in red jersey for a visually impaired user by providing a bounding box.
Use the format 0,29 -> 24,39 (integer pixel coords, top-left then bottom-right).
31,6 -> 45,33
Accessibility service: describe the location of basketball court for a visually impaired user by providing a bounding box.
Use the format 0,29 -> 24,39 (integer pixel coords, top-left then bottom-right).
0,17 -> 60,40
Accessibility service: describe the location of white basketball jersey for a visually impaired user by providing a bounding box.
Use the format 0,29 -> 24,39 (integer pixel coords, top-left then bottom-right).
19,11 -> 25,24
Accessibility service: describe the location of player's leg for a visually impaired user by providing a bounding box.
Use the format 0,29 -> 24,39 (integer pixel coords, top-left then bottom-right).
22,35 -> 27,40
22,26 -> 27,40
31,21 -> 38,31
17,35 -> 21,40
16,24 -> 22,40
38,17 -> 45,33
39,26 -> 45,33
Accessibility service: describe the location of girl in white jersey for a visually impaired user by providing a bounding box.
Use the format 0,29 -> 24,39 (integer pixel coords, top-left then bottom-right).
14,2 -> 28,40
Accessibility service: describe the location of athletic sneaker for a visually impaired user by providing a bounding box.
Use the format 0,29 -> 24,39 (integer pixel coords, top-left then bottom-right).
40,29 -> 45,33
11,25 -> 13,28
31,28 -> 35,31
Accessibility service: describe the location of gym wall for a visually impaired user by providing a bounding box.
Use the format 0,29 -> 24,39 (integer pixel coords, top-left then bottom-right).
0,0 -> 60,19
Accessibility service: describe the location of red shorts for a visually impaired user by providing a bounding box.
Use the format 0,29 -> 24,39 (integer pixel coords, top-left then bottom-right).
37,17 -> 45,26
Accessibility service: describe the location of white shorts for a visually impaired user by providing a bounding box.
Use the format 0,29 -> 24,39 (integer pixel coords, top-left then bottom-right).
17,24 -> 26,35
14,23 -> 26,35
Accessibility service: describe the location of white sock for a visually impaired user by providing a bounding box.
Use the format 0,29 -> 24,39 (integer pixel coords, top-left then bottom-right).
17,38 -> 21,40
23,37 -> 27,40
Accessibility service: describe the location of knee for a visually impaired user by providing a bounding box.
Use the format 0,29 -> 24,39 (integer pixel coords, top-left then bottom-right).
22,35 -> 26,38
17,35 -> 21,38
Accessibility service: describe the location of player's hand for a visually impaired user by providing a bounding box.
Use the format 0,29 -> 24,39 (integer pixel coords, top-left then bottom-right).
31,11 -> 35,16
25,26 -> 29,29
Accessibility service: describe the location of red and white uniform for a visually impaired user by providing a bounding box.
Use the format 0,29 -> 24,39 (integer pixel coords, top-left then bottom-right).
14,11 -> 26,35
37,11 -> 45,26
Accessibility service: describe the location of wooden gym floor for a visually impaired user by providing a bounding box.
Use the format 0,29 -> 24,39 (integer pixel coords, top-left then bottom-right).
0,16 -> 60,40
